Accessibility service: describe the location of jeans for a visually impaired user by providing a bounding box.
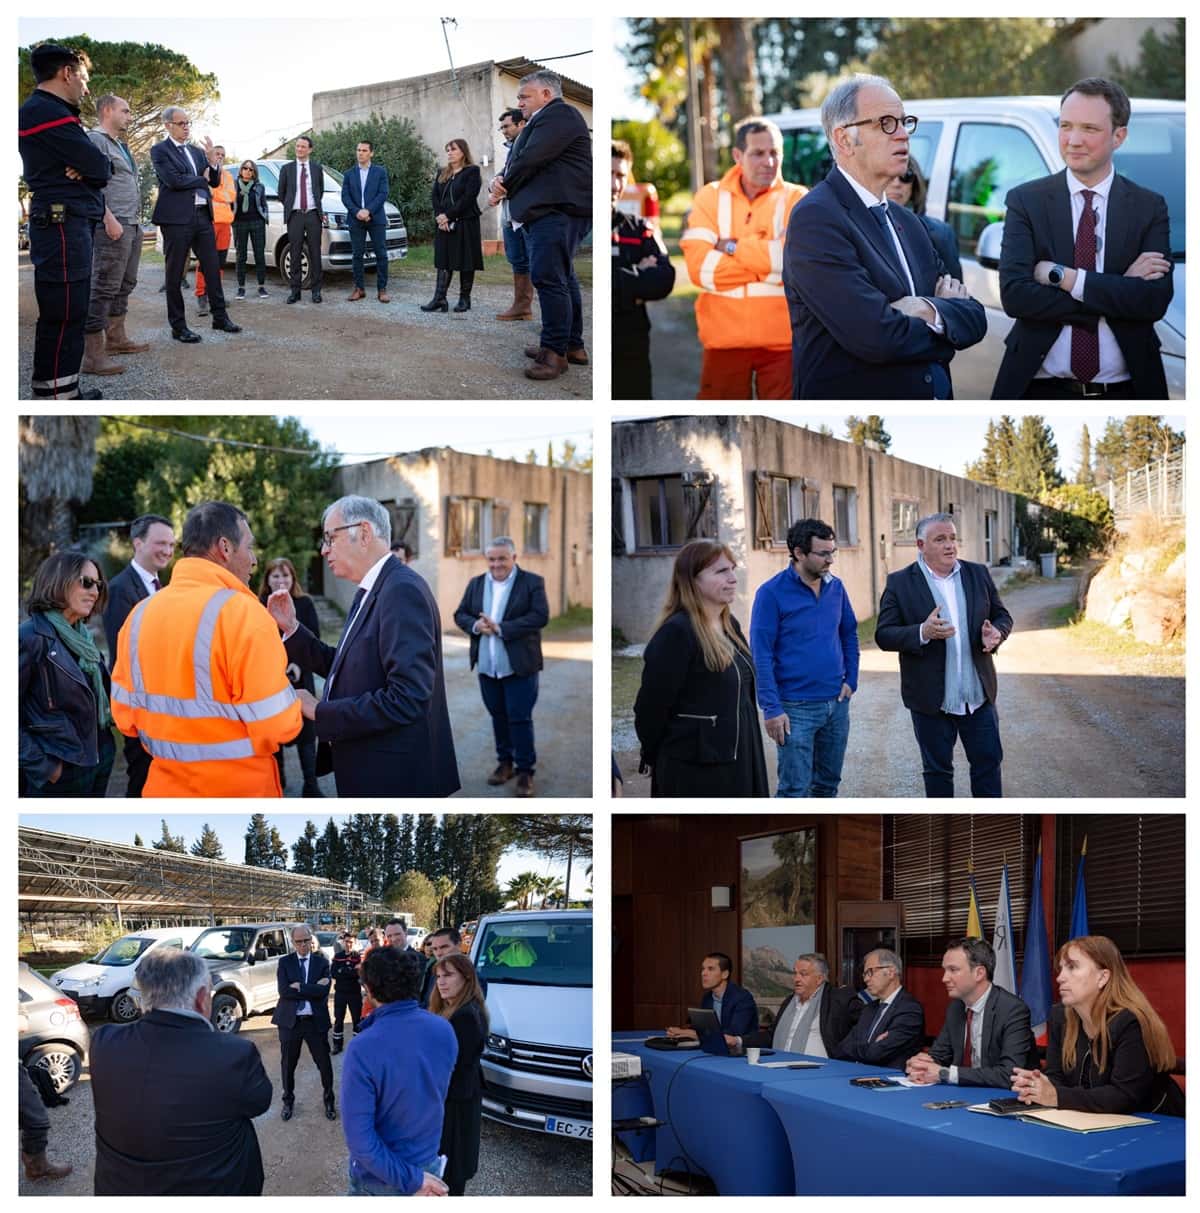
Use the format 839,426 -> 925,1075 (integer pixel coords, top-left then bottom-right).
348,1158 -> 442,1196
775,697 -> 850,797
501,219 -> 530,275
525,211 -> 590,355
909,700 -> 1003,797
232,220 -> 266,286
478,672 -> 538,773
349,219 -> 389,290
85,218 -> 141,331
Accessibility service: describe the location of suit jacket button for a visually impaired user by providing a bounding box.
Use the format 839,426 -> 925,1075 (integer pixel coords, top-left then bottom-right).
924,374 -> 932,383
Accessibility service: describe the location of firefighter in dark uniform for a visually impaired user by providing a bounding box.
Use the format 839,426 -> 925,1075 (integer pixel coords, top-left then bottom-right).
330,931 -> 363,1053
19,44 -> 111,400
612,140 -> 675,401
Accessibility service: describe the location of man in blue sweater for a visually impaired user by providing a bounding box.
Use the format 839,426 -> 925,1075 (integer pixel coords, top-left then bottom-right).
341,946 -> 457,1195
751,518 -> 860,796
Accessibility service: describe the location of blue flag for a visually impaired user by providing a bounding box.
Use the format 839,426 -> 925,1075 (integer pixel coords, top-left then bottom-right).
1070,837 -> 1088,939
1020,843 -> 1052,1038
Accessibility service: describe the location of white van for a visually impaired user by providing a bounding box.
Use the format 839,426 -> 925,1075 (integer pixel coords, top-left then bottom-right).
51,926 -> 205,1023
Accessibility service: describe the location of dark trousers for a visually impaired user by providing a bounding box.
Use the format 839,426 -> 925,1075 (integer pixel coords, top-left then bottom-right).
333,984 -> 362,1040
29,213 -> 92,399
613,319 -> 652,399
279,1017 -> 333,1102
909,700 -> 1003,797
85,219 -> 141,331
123,732 -> 151,797
286,209 -> 322,290
526,211 -> 590,355
21,729 -> 115,798
160,206 -> 227,330
349,218 -> 389,290
275,717 -> 318,788
479,671 -> 538,774
233,220 -> 267,286
19,1063 -> 50,1155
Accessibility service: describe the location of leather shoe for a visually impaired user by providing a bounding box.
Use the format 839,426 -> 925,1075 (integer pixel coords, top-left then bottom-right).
281,1101 -> 294,1122
487,761 -> 515,786
324,1094 -> 337,1121
312,291 -> 322,303
172,327 -> 202,343
348,287 -> 366,301
524,343 -> 586,366
516,772 -> 535,797
287,290 -> 301,304
525,349 -> 569,380
377,291 -> 391,303
212,318 -> 241,333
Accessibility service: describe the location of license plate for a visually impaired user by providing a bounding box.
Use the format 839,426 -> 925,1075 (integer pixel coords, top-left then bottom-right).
546,1116 -> 592,1139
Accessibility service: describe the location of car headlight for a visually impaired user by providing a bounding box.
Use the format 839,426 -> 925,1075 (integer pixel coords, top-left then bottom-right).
75,977 -> 102,990
485,1033 -> 509,1056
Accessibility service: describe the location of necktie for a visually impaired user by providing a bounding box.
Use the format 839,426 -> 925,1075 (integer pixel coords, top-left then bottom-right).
1070,189 -> 1100,383
869,204 -> 907,281
151,577 -> 161,592
300,163 -> 308,212
963,1007 -> 974,1067
867,998 -> 889,1040
342,588 -> 366,640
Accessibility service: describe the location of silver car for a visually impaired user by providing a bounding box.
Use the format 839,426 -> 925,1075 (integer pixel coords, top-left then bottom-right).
766,96 -> 1185,398
187,922 -> 300,1033
20,961 -> 91,1094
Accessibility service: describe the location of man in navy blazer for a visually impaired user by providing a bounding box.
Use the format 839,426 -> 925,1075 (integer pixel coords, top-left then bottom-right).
342,140 -> 391,303
150,106 -> 241,342
836,948 -> 924,1069
783,75 -> 985,399
875,513 -> 1013,797
742,953 -> 863,1056
453,538 -> 549,797
666,953 -> 758,1055
267,495 -> 460,798
272,924 -> 335,1121
907,937 -> 1037,1089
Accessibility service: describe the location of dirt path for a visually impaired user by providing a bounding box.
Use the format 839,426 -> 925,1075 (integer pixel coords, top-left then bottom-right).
614,573 -> 1184,798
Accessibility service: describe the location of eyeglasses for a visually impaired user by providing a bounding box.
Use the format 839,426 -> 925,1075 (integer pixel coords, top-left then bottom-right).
842,113 -> 919,136
898,170 -> 916,184
293,936 -> 312,945
168,119 -> 191,127
78,576 -> 104,590
810,549 -> 837,561
320,523 -> 361,549
862,964 -> 896,978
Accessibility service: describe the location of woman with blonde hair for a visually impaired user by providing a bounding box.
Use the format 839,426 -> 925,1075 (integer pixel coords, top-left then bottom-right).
429,953 -> 488,1194
1012,934 -> 1184,1116
633,539 -> 768,797
421,138 -> 484,314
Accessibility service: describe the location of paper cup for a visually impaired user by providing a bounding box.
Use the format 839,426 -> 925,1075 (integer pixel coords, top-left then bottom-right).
746,1047 -> 761,1065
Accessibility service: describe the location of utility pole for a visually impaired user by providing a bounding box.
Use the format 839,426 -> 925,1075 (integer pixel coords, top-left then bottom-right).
441,17 -> 462,100
683,18 -> 704,195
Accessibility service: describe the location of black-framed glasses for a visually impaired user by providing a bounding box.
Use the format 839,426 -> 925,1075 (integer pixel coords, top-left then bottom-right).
168,119 -> 192,127
898,170 -> 916,184
842,113 -> 918,136
320,522 -> 361,549
79,576 -> 104,590
862,964 -> 895,978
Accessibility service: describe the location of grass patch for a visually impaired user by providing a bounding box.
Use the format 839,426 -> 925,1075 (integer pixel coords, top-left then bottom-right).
857,614 -> 877,649
1150,538 -> 1186,578
1047,603 -> 1078,627
545,603 -> 592,634
612,654 -> 643,719
1062,616 -> 1185,674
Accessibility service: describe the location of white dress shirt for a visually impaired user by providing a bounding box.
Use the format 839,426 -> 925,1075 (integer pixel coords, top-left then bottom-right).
1037,167 -> 1130,383
917,557 -> 982,716
474,566 -> 517,676
358,166 -> 370,209
323,551 -> 392,696
295,160 -> 315,212
948,984 -> 991,1084
170,137 -> 208,205
131,559 -> 161,596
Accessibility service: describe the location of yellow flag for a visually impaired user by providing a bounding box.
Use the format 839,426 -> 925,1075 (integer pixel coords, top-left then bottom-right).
967,877 -> 983,938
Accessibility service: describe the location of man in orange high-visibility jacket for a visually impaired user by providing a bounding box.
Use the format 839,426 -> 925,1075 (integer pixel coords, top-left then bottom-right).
111,500 -> 301,797
680,117 -> 807,399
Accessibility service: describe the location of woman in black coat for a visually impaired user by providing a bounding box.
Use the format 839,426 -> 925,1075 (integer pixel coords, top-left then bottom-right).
430,953 -> 488,1195
1012,934 -> 1184,1117
259,557 -> 322,796
20,551 -> 116,797
421,138 -> 484,314
886,155 -> 963,282
634,539 -> 769,798
231,160 -> 270,297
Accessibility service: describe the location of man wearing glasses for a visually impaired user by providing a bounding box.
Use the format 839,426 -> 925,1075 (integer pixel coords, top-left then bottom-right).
150,106 -> 242,344
272,925 -> 336,1122
266,495 -> 460,798
835,948 -> 924,1069
783,74 -> 985,399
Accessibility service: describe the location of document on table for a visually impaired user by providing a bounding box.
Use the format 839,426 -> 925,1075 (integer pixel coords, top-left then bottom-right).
967,1105 -> 1154,1133
756,1060 -> 823,1069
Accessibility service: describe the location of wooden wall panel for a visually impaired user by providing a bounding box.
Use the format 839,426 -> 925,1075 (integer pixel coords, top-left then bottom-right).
613,817 -> 633,896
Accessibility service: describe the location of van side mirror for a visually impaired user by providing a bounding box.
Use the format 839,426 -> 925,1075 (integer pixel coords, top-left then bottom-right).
976,222 -> 1004,270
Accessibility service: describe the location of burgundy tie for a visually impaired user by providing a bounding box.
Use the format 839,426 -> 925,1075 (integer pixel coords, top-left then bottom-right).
963,1007 -> 974,1067
1070,189 -> 1100,383
300,164 -> 308,212
151,577 -> 162,592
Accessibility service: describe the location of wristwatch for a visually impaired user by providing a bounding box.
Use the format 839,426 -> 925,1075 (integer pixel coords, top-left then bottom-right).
938,1067 -> 950,1084
1047,263 -> 1066,286
723,240 -> 737,256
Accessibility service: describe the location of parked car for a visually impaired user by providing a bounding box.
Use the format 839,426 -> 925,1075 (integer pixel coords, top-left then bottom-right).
20,962 -> 90,1094
766,95 -> 1185,398
50,925 -> 205,1024
469,909 -> 592,1141
155,159 -> 408,288
314,930 -> 339,962
406,926 -> 429,949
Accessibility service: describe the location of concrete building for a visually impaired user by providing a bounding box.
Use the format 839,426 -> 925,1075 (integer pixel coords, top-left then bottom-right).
312,58 -> 593,246
331,447 -> 592,628
612,415 -> 1019,643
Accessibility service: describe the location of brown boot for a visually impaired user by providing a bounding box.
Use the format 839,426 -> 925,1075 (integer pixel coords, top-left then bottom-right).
348,287 -> 366,301
81,329 -> 124,375
525,349 -> 568,380
496,272 -> 534,320
515,772 -> 535,797
105,315 -> 150,354
23,1151 -> 72,1181
525,343 -> 587,365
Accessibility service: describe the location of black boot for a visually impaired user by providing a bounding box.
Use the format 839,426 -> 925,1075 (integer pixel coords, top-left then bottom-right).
275,749 -> 287,793
453,271 -> 474,312
332,1034 -> 343,1055
420,269 -> 451,312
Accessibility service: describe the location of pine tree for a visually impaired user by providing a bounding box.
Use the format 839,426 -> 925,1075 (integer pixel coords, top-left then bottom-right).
1008,416 -> 1062,496
413,814 -> 437,876
1077,424 -> 1094,486
152,818 -> 186,853
314,818 -> 346,883
398,814 -> 415,873
133,833 -> 144,847
190,823 -> 224,859
292,820 -> 319,875
1092,416 -> 1183,485
268,827 -> 289,871
244,813 -> 273,867
844,415 -> 892,451
380,814 -> 402,893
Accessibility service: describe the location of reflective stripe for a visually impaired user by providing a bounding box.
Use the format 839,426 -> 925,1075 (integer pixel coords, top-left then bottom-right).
699,249 -> 723,292
193,588 -> 237,700
127,597 -> 151,696
746,282 -> 786,297
139,734 -> 256,763
773,195 -> 786,239
680,226 -> 718,244
716,189 -> 732,240
768,238 -> 784,276
112,682 -> 296,723
765,271 -> 783,285
31,373 -> 80,389
714,285 -> 746,298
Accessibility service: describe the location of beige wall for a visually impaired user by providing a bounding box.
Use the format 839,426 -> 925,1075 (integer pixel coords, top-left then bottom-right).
1069,18 -> 1176,77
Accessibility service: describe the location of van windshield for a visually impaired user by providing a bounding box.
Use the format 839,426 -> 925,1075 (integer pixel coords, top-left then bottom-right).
1113,112 -> 1185,256
95,936 -> 154,967
475,918 -> 592,988
191,927 -> 254,959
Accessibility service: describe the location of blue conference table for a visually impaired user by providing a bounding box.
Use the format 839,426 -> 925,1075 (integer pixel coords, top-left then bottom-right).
763,1079 -> 1186,1196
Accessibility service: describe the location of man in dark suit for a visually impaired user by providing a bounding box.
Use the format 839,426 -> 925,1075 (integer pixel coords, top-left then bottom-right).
783,74 -> 986,399
835,948 -> 924,1069
267,494 -> 460,798
488,70 -> 591,380
277,135 -> 324,303
419,927 -> 461,1007
90,948 -> 272,1194
272,923 -> 335,1122
342,140 -> 391,302
907,937 -> 1036,1089
875,513 -> 1014,797
993,77 -> 1173,400
150,106 -> 241,343
453,538 -> 549,797
102,513 -> 175,796
742,953 -> 863,1056
666,952 -> 758,1055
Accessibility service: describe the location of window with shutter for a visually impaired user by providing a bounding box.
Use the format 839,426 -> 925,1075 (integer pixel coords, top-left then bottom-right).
833,485 -> 859,546
445,496 -> 464,556
753,471 -> 774,547
491,501 -> 511,543
612,479 -> 626,555
681,471 -> 717,540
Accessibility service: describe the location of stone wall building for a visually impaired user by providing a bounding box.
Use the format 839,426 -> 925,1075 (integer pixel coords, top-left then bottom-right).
331,448 -> 592,628
612,415 -> 1020,643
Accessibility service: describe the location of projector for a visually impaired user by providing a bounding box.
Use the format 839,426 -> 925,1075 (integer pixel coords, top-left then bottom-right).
612,1052 -> 642,1079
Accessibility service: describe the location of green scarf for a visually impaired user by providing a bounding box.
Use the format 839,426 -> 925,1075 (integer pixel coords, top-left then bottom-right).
238,177 -> 255,214
44,610 -> 112,729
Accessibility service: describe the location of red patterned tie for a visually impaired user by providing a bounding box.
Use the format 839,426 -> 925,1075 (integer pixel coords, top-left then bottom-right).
1070,189 -> 1100,383
963,1007 -> 973,1067
300,164 -> 308,212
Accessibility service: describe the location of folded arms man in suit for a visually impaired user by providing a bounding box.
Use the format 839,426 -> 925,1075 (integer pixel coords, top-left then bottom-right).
907,937 -> 1037,1088
342,140 -> 391,301
783,74 -> 985,399
742,952 -> 863,1056
666,952 -> 758,1055
836,948 -> 925,1069
271,924 -> 335,1121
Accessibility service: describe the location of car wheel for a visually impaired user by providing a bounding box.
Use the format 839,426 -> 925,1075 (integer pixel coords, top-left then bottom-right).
110,989 -> 141,1023
276,240 -> 313,290
26,1044 -> 82,1094
211,993 -> 244,1033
